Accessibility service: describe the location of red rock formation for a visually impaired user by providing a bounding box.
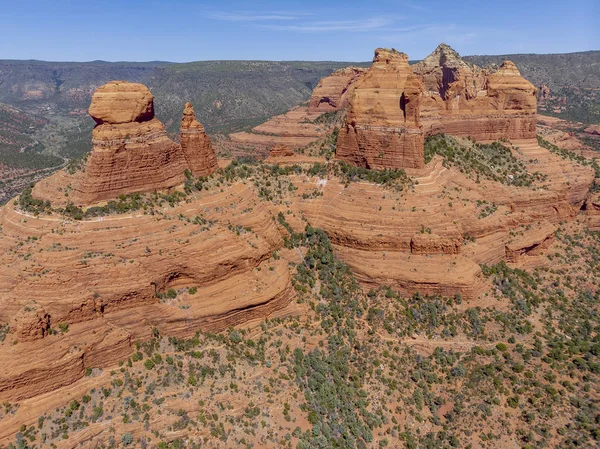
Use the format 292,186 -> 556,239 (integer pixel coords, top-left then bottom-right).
336,48 -> 425,169
584,124 -> 600,136
308,67 -> 366,113
33,81 -> 217,206
268,144 -> 295,158
410,233 -> 461,255
226,106 -> 330,158
413,44 -> 537,141
540,83 -> 550,100
0,180 -> 295,402
10,305 -> 50,342
180,102 -> 218,176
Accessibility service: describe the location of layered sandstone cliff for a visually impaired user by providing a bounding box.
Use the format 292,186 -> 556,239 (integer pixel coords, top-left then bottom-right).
413,44 -> 537,141
308,66 -> 367,113
226,106 -> 330,158
268,144 -> 295,158
32,82 -> 217,206
0,180 -> 296,402
336,48 -> 425,169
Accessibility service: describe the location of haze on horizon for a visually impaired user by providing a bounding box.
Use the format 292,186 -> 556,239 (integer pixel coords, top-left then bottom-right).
1,0 -> 598,63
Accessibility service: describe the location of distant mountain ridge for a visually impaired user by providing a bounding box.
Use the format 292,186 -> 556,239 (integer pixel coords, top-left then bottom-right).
464,50 -> 600,90
0,59 -> 367,134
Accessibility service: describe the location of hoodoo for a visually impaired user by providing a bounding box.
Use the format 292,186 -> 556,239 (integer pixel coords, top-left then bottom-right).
32,82 -> 217,206
180,102 -> 218,176
336,48 -> 425,169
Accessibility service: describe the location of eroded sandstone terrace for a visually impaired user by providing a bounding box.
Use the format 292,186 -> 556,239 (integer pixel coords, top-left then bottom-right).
0,45 -> 598,442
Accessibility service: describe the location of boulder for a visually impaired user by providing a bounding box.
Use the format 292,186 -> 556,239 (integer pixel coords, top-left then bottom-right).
88,81 -> 154,124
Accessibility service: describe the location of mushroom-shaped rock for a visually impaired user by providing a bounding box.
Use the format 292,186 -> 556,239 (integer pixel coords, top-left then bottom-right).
33,81 -> 214,205
88,81 -> 154,124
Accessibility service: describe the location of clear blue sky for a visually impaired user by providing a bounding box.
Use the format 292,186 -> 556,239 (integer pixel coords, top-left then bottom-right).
1,0 -> 598,62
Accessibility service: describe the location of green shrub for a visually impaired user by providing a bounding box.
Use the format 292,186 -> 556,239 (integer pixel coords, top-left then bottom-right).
144,359 -> 155,370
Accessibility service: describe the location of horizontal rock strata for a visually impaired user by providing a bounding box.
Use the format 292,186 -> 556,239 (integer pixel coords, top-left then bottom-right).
413,44 -> 537,141
33,81 -> 218,206
308,66 -> 366,113
336,48 -> 425,169
0,182 -> 294,402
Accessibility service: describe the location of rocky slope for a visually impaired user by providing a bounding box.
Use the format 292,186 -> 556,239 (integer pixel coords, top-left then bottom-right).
224,106 -> 329,159
0,180 -> 295,402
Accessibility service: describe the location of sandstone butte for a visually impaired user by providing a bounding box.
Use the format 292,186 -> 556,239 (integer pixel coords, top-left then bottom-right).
0,45 -> 598,433
32,81 -> 218,206
413,44 -> 537,141
336,44 -> 538,170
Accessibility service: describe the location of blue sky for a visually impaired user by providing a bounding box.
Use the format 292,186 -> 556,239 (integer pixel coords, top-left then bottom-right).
0,0 -> 598,62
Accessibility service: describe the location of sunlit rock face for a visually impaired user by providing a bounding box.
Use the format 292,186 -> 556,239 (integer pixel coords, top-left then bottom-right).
336,48 -> 425,169
413,44 -> 537,141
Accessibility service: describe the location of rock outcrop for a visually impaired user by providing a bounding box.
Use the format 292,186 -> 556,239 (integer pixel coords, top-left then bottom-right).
268,144 -> 295,158
226,106 -> 330,158
87,81 -> 154,124
336,48 -> 425,169
10,305 -> 50,342
0,180 -> 296,402
335,44 -> 538,170
32,82 -> 217,206
180,102 -> 218,176
308,67 -> 366,113
539,83 -> 551,100
413,44 -> 537,141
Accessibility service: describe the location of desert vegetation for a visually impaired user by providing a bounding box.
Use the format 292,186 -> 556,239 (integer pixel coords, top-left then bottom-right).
425,134 -> 547,187
4,216 -> 599,448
